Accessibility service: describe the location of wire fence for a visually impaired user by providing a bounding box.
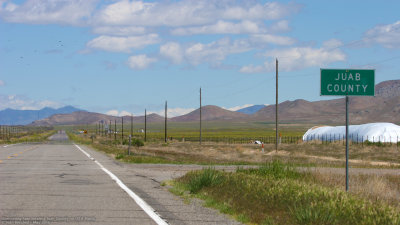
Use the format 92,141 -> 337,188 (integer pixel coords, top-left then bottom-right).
86,130 -> 400,148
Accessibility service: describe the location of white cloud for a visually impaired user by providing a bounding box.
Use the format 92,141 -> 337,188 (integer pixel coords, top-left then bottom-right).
0,80 -> 4,86
171,20 -> 264,35
106,110 -> 132,117
149,107 -> 195,117
0,0 -> 97,25
224,104 -> 254,111
92,26 -> 146,36
160,35 -> 296,66
86,34 -> 160,52
168,107 -> 195,117
160,42 -> 183,64
269,20 -> 290,33
239,64 -> 266,74
0,94 -> 63,110
240,39 -> 346,73
92,0 -> 301,27
249,34 -> 295,46
127,54 -> 157,69
224,104 -> 269,111
364,21 -> 400,48
184,38 -> 251,65
106,110 -> 119,116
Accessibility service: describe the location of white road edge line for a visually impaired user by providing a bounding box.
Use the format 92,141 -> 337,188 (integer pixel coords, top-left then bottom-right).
74,144 -> 168,225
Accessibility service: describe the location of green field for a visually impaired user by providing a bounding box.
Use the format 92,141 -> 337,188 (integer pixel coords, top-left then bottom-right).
61,121 -> 308,143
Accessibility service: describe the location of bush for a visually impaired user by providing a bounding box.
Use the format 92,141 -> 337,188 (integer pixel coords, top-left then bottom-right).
183,168 -> 225,193
115,153 -> 124,159
121,138 -> 144,147
132,138 -> 144,147
237,160 -> 301,180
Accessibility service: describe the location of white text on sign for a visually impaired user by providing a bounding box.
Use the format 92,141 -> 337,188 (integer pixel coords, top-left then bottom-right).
327,72 -> 368,94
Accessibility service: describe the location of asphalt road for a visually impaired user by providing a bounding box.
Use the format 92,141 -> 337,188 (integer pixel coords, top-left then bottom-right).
0,133 -> 240,225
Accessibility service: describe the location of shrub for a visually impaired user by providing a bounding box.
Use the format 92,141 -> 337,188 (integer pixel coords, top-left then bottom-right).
237,160 -> 301,179
183,168 -> 225,193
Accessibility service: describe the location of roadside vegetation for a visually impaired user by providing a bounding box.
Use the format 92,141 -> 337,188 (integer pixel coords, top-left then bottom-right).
66,124 -> 400,224
170,161 -> 400,225
0,128 -> 56,144
67,128 -> 400,168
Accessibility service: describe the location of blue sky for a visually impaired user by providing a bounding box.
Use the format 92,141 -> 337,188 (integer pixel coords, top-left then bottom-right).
0,0 -> 399,117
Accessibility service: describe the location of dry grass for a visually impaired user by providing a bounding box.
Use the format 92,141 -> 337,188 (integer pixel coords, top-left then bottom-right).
172,163 -> 400,225
311,171 -> 400,208
72,132 -> 400,167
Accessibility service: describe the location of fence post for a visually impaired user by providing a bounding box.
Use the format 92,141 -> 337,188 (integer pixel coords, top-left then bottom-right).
362,136 -> 363,147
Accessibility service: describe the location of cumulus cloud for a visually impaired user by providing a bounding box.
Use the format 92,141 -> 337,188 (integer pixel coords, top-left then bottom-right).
149,107 -> 195,117
127,54 -> 157,69
160,42 -> 183,64
224,104 -> 254,111
0,94 -> 63,110
92,1 -> 301,27
364,21 -> 400,48
92,26 -> 146,36
164,38 -> 250,66
106,110 -> 132,117
86,34 -> 160,52
269,20 -> 290,33
158,35 -> 297,66
249,34 -> 295,46
0,0 -> 97,25
240,39 -> 346,73
171,20 -> 264,35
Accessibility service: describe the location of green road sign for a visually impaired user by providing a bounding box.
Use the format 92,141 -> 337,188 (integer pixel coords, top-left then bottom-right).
320,69 -> 375,96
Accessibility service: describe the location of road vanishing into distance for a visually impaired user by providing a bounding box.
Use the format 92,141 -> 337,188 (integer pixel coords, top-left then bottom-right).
0,132 -> 241,225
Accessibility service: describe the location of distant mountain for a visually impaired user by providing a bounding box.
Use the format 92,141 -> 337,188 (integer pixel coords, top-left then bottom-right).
171,105 -> 247,122
252,79 -> 400,124
29,79 -> 400,126
236,105 -> 266,114
0,106 -> 83,125
31,111 -> 164,126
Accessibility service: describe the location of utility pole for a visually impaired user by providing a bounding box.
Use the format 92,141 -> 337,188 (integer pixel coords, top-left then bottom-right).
165,101 -> 167,143
200,87 -> 202,145
121,117 -> 124,142
130,114 -> 133,138
144,109 -> 147,142
275,58 -> 279,152
114,119 -> 116,141
109,120 -> 111,139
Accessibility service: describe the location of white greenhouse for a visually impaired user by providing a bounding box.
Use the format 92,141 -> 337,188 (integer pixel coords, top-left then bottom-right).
302,123 -> 400,143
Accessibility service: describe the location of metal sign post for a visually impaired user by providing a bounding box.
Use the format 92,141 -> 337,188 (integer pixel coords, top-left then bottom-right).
345,96 -> 349,191
321,69 -> 375,191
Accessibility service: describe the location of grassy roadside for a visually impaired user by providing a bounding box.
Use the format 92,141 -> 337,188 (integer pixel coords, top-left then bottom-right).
67,131 -> 264,165
169,161 -> 400,225
67,131 -> 400,168
0,130 -> 57,144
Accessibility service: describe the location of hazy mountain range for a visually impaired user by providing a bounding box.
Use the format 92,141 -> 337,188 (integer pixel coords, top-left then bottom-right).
0,106 -> 82,125
4,79 -> 400,126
